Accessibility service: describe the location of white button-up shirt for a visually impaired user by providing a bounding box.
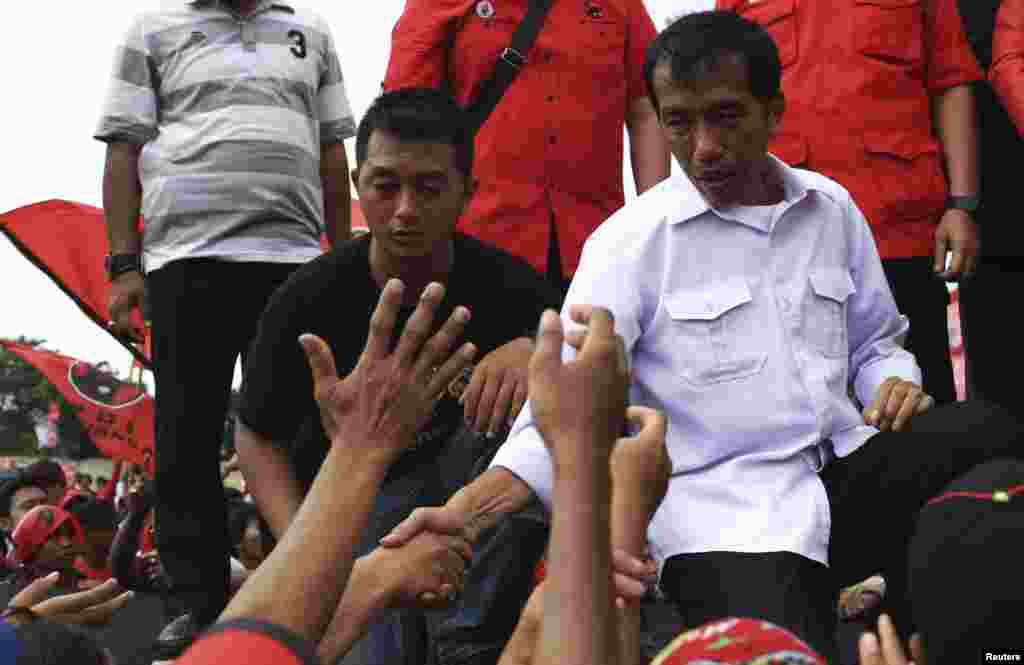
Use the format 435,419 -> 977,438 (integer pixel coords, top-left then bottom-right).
491,158 -> 921,566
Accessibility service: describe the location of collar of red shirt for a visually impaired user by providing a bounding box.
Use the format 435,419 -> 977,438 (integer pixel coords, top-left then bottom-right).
669,154 -> 826,227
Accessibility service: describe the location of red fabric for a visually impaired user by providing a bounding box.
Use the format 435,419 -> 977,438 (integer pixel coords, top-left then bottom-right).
992,0 -> 1024,136
0,200 -> 150,365
717,0 -> 983,259
384,0 -> 656,276
9,505 -> 85,566
74,558 -> 113,582
179,627 -> 307,665
652,618 -> 827,665
0,341 -> 155,467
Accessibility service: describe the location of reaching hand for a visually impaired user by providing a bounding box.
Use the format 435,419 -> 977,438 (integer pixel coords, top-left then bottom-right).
863,377 -> 935,432
6,575 -> 133,627
300,280 -> 477,459
369,531 -> 472,609
611,407 -> 671,530
529,306 -> 630,461
461,337 -> 533,437
858,614 -> 925,665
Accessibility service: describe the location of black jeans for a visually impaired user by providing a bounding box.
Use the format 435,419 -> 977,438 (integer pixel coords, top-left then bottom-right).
959,257 -> 1024,414
148,258 -> 297,624
660,400 -> 1024,660
881,258 -> 956,405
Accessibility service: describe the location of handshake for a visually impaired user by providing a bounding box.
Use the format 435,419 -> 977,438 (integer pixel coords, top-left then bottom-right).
278,280 -> 670,663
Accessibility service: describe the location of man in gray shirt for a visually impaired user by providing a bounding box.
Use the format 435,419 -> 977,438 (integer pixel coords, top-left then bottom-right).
94,0 -> 356,655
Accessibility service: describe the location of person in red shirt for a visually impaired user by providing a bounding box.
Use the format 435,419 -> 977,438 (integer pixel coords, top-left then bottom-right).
715,0 -> 983,405
384,0 -> 670,291
955,0 -> 1024,417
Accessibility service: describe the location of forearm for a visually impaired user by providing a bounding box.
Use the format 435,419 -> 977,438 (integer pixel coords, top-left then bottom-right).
321,143 -> 351,248
235,423 -> 305,539
109,511 -> 149,590
315,553 -> 394,663
220,442 -> 392,645
611,489 -> 647,665
932,84 -> 980,196
102,142 -> 143,254
453,467 -> 535,540
626,98 -> 670,194
537,455 -> 617,665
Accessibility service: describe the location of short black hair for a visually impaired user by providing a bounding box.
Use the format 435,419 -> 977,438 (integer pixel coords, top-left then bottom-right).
23,460 -> 65,488
0,474 -> 42,520
67,497 -> 117,533
644,11 -> 782,111
355,88 -> 474,178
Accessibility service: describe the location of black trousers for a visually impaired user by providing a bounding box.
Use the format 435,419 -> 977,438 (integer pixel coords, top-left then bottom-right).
959,257 -> 1024,415
148,258 -> 297,624
881,258 -> 956,405
659,400 -> 1024,660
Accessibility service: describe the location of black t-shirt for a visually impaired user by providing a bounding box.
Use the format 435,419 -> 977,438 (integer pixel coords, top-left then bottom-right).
239,233 -> 562,490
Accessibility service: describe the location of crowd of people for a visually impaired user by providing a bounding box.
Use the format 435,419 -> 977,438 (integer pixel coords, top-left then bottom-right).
3,0 -> 1024,663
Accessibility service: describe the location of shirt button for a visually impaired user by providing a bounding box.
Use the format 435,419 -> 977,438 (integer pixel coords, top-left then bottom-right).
780,297 -> 791,312
705,303 -> 714,313
547,95 -> 555,102
549,136 -> 557,145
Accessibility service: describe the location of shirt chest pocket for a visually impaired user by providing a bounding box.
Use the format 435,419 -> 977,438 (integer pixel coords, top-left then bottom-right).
664,279 -> 767,386
803,269 -> 856,358
853,0 -> 924,66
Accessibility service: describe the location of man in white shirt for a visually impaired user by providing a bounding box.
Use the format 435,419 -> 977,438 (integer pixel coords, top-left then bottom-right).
381,11 -> 1024,658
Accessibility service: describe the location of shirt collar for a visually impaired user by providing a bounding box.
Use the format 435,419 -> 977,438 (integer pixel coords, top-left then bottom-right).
187,0 -> 295,13
668,154 -> 819,227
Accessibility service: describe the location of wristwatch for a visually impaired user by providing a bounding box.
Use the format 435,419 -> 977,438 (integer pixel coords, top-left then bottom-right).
945,195 -> 981,213
105,253 -> 142,281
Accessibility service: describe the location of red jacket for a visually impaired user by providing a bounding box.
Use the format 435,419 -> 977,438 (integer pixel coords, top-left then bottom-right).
718,0 -> 983,259
384,0 -> 656,276
992,0 -> 1024,135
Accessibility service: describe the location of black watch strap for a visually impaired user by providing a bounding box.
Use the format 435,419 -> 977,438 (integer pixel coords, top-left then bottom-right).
105,253 -> 142,280
945,195 -> 980,212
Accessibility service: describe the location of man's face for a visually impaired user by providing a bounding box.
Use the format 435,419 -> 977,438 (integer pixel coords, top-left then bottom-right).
653,56 -> 782,208
354,131 -> 471,261
9,487 -> 46,529
35,522 -> 78,572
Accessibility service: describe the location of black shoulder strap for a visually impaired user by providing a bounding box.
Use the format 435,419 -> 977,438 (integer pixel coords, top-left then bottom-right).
465,0 -> 555,136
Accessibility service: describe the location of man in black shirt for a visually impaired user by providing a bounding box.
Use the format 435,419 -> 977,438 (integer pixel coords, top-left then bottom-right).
236,88 -> 561,665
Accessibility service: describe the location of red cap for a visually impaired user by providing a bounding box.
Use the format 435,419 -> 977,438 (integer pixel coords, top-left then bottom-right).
9,505 -> 84,566
652,618 -> 827,665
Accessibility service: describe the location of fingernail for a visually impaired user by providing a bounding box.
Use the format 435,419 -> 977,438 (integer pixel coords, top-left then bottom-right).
46,572 -> 60,580
860,632 -> 880,655
455,307 -> 470,322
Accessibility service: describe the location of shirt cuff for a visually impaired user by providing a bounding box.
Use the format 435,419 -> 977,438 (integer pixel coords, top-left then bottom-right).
853,353 -> 923,409
488,426 -> 555,510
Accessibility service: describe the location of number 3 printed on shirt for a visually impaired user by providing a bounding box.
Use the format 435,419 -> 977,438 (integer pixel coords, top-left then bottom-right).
288,30 -> 307,59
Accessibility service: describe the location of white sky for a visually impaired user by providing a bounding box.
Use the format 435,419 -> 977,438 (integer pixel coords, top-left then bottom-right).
0,1 -> 687,383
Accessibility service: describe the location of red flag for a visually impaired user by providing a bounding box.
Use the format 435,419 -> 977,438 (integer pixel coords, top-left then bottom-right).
2,199 -> 366,360
0,200 -> 149,366
0,340 -> 154,466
